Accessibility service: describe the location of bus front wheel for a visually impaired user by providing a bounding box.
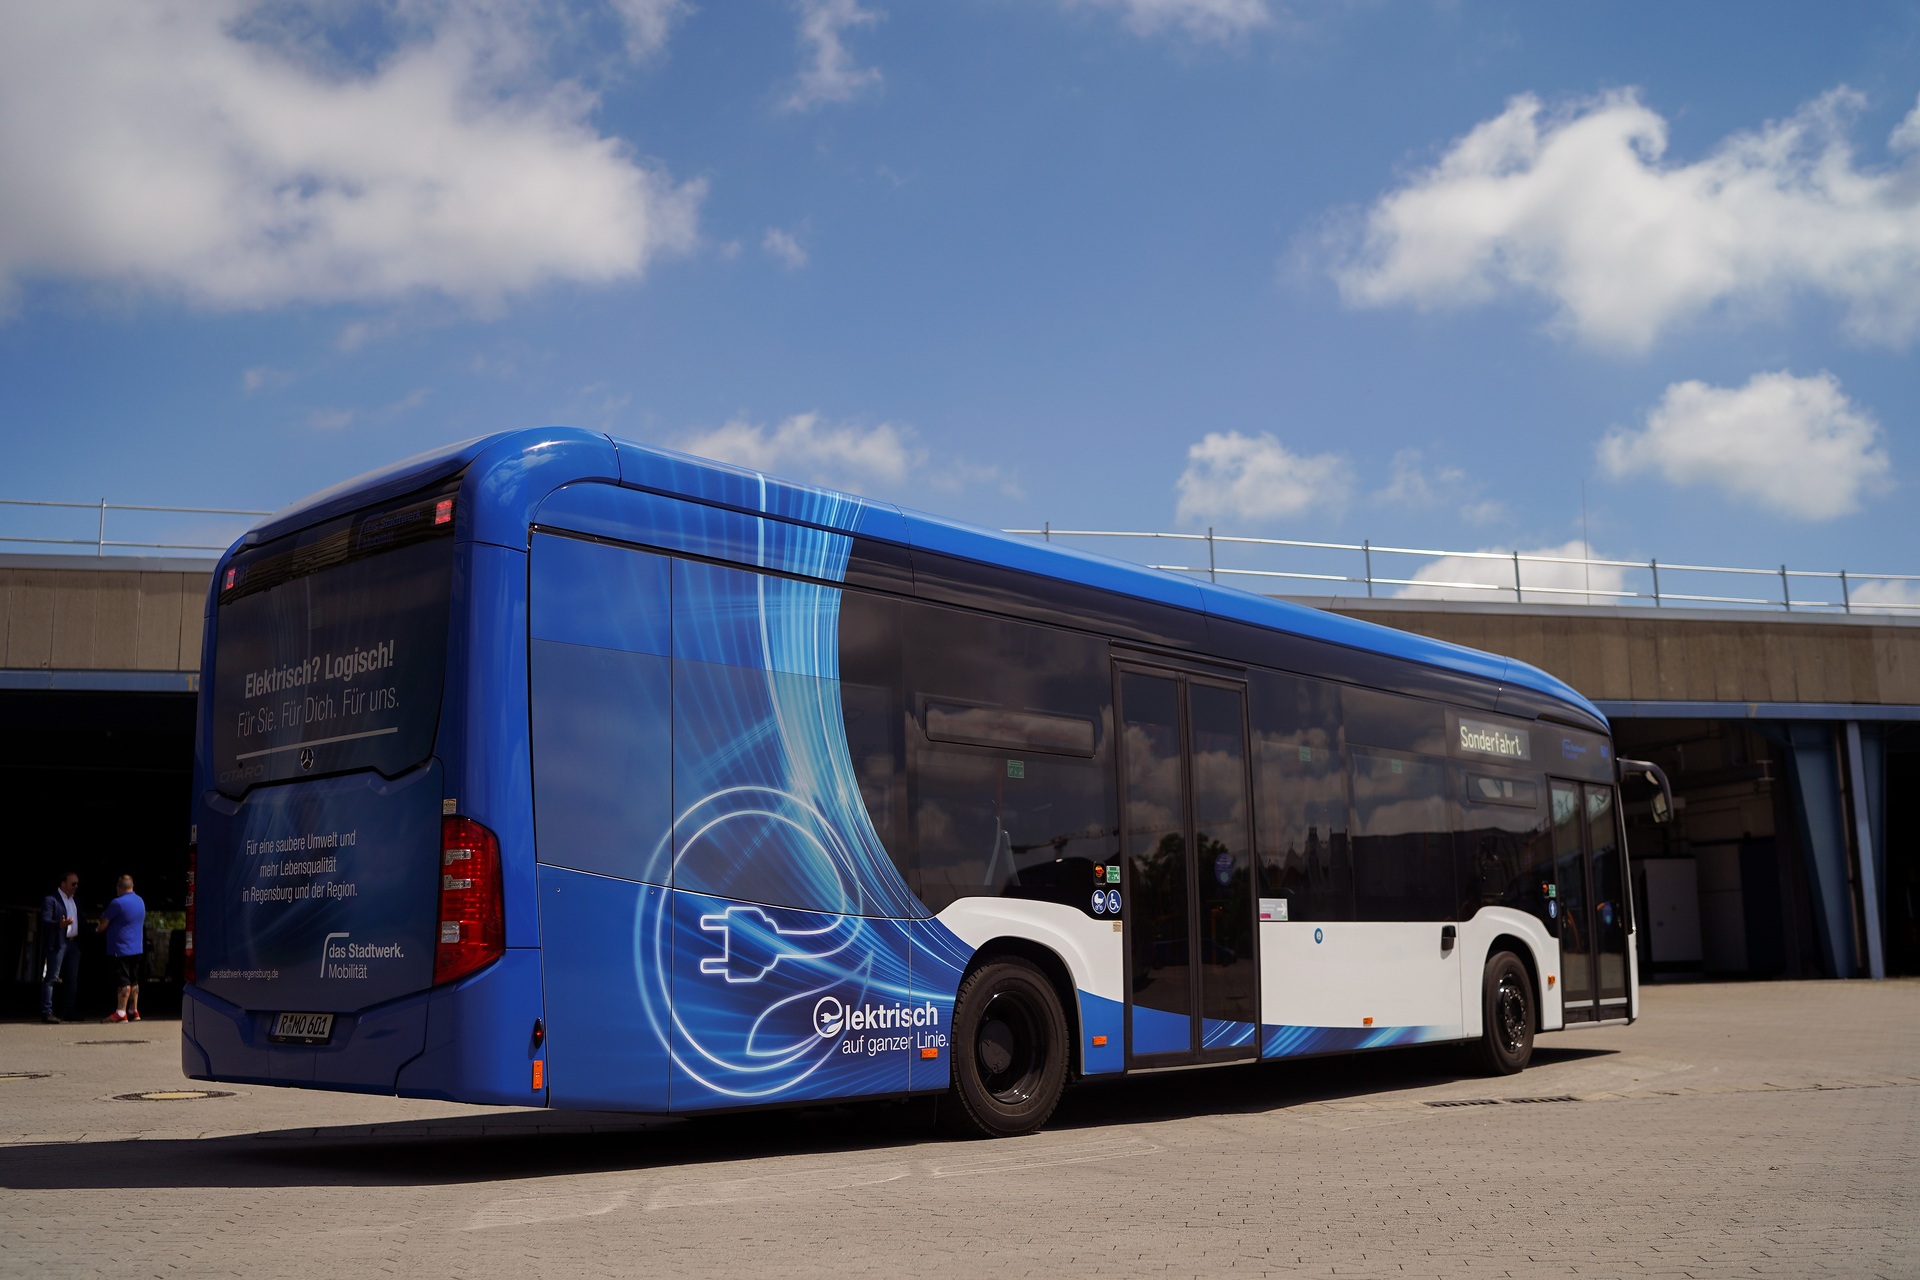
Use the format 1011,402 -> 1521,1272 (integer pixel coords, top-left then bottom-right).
1470,951 -> 1535,1076
943,957 -> 1068,1138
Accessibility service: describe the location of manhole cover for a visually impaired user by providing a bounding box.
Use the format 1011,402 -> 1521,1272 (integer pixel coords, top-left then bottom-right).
1,1072 -> 55,1081
1425,1098 -> 1502,1108
77,1040 -> 152,1046
115,1090 -> 234,1101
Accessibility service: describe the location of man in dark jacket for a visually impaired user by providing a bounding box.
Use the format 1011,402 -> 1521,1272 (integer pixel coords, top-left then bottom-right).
41,871 -> 81,1023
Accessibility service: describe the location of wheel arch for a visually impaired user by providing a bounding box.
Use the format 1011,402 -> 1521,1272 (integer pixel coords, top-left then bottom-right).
1485,933 -> 1544,1032
961,936 -> 1084,1078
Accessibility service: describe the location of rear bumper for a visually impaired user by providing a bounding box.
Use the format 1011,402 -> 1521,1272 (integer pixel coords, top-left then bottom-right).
182,981 -> 430,1095
182,947 -> 545,1106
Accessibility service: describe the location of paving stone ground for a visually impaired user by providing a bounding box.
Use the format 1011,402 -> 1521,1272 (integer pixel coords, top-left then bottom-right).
0,980 -> 1914,1277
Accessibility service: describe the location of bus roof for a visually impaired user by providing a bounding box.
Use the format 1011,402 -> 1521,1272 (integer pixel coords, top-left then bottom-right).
242,427 -> 1605,728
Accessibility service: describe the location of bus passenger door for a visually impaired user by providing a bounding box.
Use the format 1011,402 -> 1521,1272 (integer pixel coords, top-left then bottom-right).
1550,780 -> 1631,1022
1117,666 -> 1259,1067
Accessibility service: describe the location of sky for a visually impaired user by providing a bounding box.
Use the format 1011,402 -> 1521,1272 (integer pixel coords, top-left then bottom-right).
1,0 -> 1917,608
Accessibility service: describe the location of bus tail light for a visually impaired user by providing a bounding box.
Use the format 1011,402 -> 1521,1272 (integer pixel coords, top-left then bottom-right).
435,816 -> 504,986
184,842 -> 197,986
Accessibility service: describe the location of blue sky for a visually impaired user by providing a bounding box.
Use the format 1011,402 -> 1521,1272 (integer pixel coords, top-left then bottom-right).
1,1 -> 1916,605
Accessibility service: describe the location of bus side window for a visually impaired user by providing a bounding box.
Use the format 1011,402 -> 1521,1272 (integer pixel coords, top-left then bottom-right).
1249,672 -> 1353,922
1344,687 -> 1448,756
528,536 -> 674,886
1452,767 -> 1550,923
837,590 -> 907,884
1349,748 -> 1453,922
902,603 -> 1116,915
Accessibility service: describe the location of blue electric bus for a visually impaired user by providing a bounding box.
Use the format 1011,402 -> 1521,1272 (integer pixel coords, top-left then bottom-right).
185,428 -> 1645,1136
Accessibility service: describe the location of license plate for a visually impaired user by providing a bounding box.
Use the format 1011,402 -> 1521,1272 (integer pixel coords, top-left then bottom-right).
270,1012 -> 334,1044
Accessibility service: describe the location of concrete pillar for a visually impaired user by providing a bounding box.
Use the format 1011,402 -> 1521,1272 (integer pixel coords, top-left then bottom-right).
1844,720 -> 1886,980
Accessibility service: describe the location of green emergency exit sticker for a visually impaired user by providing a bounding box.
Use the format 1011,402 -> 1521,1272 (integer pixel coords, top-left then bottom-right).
1106,865 -> 1120,884
1007,759 -> 1025,779
1299,745 -> 1313,762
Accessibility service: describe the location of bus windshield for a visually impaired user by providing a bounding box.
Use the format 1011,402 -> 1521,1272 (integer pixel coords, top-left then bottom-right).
209,484 -> 457,795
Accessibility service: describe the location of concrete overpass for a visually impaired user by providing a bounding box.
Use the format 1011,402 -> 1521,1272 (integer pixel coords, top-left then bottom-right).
2,553 -> 1914,1010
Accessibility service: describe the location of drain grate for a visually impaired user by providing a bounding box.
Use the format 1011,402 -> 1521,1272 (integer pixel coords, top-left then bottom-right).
77,1040 -> 152,1046
115,1090 -> 234,1102
1425,1095 -> 1580,1109
1,1071 -> 55,1082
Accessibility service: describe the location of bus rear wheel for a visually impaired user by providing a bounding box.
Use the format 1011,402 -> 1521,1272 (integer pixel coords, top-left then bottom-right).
943,958 -> 1068,1139
1470,951 -> 1535,1076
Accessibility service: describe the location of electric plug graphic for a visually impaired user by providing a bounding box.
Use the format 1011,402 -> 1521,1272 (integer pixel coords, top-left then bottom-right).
697,904 -> 843,984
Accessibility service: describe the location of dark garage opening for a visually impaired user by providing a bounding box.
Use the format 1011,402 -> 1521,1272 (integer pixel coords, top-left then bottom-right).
0,689 -> 195,1018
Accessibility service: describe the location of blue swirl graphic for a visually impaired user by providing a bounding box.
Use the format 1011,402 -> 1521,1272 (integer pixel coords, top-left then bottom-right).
612,478 -> 964,1107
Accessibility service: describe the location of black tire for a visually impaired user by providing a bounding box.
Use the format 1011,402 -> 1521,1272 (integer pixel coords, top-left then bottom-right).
943,958 -> 1069,1139
1469,950 -> 1535,1076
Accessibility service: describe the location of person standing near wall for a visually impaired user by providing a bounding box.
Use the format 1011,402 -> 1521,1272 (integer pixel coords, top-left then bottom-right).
97,875 -> 146,1023
39,871 -> 81,1023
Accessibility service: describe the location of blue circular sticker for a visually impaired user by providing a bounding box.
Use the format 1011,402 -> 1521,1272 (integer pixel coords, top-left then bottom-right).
1106,889 -> 1121,915
1091,891 -> 1107,915
1314,927 -> 1324,944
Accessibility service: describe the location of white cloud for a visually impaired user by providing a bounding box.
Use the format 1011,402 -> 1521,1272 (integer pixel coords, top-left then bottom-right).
1372,449 -> 1508,526
308,408 -> 357,432
1065,0 -> 1271,42
0,2 -> 703,314
1376,449 -> 1461,506
241,365 -> 291,393
782,0 -> 882,112
304,386 -> 431,433
763,228 -> 810,269
1848,579 -> 1920,615
1174,431 -> 1350,525
1397,540 -> 1626,605
608,0 -> 690,59
676,412 -> 1019,500
1336,88 -> 1920,349
1598,371 -> 1891,520
678,413 -> 919,489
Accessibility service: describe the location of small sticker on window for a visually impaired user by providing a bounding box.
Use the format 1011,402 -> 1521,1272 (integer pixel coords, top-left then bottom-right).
1298,745 -> 1313,762
1106,865 -> 1120,884
1006,759 -> 1025,779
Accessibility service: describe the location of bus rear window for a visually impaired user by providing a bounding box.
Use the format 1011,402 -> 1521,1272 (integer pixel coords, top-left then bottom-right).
210,484 -> 457,795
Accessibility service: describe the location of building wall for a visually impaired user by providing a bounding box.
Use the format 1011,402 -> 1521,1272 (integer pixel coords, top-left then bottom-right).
0,556 -> 207,676
1310,598 -> 1920,707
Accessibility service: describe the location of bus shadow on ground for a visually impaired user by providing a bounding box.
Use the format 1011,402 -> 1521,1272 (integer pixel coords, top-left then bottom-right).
0,1043 -> 1618,1192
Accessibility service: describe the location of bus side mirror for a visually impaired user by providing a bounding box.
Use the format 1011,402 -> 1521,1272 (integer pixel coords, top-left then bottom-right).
1617,758 -> 1673,825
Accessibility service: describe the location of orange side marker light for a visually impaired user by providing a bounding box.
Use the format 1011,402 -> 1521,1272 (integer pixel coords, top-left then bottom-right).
1092,1035 -> 1108,1047
532,1060 -> 545,1090
1362,1017 -> 1374,1027
920,1047 -> 939,1059
1548,974 -> 1556,988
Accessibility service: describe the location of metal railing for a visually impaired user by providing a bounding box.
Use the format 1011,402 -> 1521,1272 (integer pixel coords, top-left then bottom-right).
5,498 -> 1913,614
1005,526 -> 1920,615
0,499 -> 270,556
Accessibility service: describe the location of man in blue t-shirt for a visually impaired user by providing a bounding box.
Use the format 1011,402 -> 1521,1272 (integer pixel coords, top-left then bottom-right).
96,875 -> 146,1024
